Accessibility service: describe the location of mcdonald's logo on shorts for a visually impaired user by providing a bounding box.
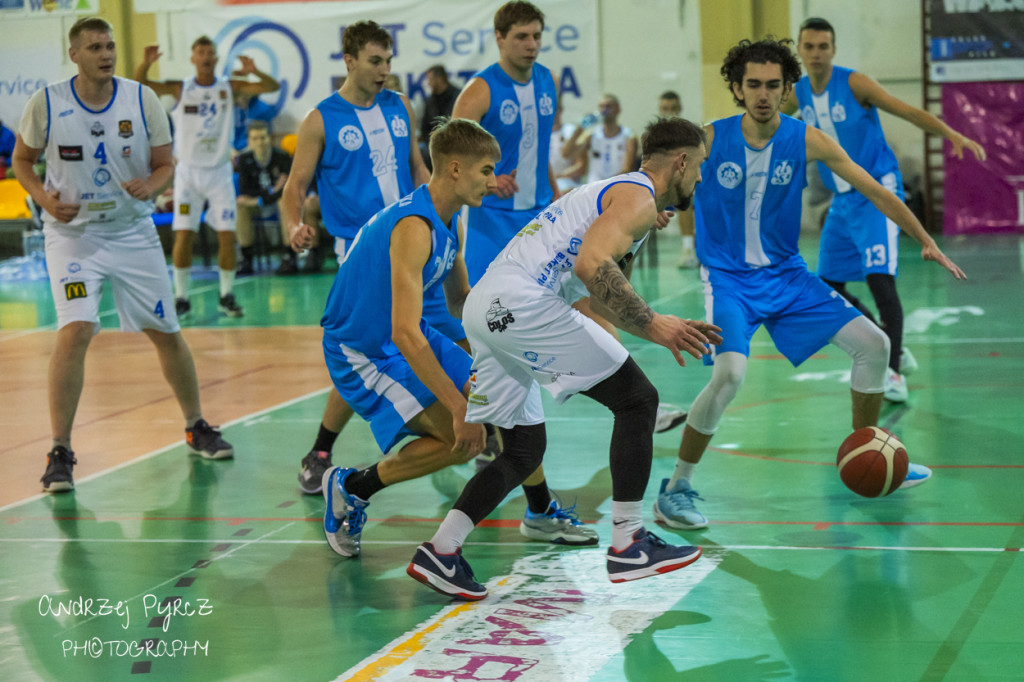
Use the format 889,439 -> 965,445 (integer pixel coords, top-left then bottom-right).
64,281 -> 87,300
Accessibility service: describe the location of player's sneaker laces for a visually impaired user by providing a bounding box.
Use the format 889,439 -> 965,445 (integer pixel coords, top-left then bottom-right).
899,347 -> 918,377
606,528 -> 702,583
883,369 -> 908,403
175,297 -> 191,317
185,419 -> 234,460
298,450 -> 332,494
520,499 -> 599,545
218,293 -> 244,317
654,404 -> 688,433
323,467 -> 368,558
407,543 -> 487,601
41,446 -> 76,493
474,424 -> 503,472
899,462 -> 932,490
653,478 -> 708,529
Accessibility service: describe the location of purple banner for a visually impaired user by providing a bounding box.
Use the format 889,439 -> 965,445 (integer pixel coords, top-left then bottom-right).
942,81 -> 1024,235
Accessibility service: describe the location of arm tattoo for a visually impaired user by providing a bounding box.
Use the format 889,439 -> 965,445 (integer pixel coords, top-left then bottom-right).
587,260 -> 654,331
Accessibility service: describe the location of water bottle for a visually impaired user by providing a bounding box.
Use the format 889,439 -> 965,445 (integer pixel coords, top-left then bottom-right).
21,228 -> 47,279
580,111 -> 601,129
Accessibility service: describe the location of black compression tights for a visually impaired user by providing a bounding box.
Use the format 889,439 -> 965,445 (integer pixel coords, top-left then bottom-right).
823,274 -> 903,371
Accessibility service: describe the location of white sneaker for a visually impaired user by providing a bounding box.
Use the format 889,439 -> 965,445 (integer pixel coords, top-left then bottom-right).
655,403 -> 688,433
899,462 -> 932,489
899,347 -> 918,376
883,369 -> 908,403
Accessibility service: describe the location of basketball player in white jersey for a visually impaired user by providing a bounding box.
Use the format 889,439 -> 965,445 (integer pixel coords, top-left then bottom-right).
12,17 -> 234,493
562,94 -> 637,184
136,37 -> 279,318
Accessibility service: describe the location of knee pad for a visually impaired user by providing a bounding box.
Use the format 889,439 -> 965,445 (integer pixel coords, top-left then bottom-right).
831,316 -> 889,393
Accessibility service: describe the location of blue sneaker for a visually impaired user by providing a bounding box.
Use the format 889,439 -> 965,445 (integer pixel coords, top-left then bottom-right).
322,466 -> 368,557
520,499 -> 599,545
653,478 -> 708,530
898,462 -> 932,490
606,529 -> 701,583
407,543 -> 488,601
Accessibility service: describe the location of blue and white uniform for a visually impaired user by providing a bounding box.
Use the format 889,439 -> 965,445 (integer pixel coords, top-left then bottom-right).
321,185 -> 470,452
464,172 -> 652,429
18,76 -> 177,333
465,62 -> 557,284
315,89 -> 461,341
171,77 -> 236,232
795,66 -> 904,282
695,114 -> 859,366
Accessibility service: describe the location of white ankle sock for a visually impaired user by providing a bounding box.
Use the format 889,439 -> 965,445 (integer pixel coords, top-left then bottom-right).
430,509 -> 476,554
611,500 -> 644,551
173,267 -> 190,300
219,269 -> 235,298
667,460 -> 696,489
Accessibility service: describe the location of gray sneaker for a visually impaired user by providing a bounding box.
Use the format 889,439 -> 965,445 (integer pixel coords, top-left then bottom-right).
322,467 -> 368,558
653,478 -> 708,530
298,450 -> 332,494
519,499 -> 599,546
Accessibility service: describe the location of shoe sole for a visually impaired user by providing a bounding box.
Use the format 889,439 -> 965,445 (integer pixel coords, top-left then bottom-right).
898,471 -> 933,490
654,411 -> 688,434
406,559 -> 487,601
608,546 -> 702,583
322,467 -> 360,558
298,474 -> 323,495
188,446 -> 234,460
652,500 -> 708,530
519,521 -> 599,546
218,308 -> 244,318
42,481 -> 74,493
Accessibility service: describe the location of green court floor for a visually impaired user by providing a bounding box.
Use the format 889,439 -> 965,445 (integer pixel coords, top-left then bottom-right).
1,233 -> 1022,681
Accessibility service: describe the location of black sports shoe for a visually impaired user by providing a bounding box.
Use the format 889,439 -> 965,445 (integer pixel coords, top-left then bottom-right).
301,248 -> 323,273
218,294 -> 244,317
236,257 -> 254,276
41,446 -> 76,493
276,255 -> 298,275
175,297 -> 191,317
185,419 -> 234,460
298,450 -> 333,494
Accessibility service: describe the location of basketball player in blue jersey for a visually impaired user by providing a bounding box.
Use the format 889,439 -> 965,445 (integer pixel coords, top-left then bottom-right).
407,117 -> 721,601
13,18 -> 234,493
136,37 -> 279,319
453,0 -> 559,287
789,17 -> 986,403
315,118 -> 500,558
654,38 -> 967,531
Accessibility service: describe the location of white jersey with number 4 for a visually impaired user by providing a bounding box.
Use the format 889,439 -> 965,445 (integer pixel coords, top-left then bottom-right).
493,170 -> 653,304
172,77 -> 234,168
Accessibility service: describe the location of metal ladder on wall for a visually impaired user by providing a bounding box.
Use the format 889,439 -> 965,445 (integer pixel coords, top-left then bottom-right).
920,0 -> 945,232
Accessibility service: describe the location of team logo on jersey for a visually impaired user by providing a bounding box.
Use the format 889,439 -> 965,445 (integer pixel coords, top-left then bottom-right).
64,282 -> 87,300
122,146 -> 132,158
338,125 -> 364,151
486,298 -> 516,333
184,105 -> 199,115
523,351 -> 539,362
801,106 -> 816,126
539,92 -> 554,117
58,145 -> 83,161
219,90 -> 227,100
90,122 -> 105,137
179,203 -> 191,215
92,168 -> 112,187
499,99 -> 519,125
770,160 -> 794,185
389,115 -> 409,138
118,120 -> 134,138
831,101 -> 846,122
717,161 -> 743,189
68,263 -> 82,273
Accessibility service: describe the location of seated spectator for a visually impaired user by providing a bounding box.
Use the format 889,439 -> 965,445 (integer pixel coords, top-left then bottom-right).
233,91 -> 277,154
235,121 -> 291,275
419,65 -> 460,171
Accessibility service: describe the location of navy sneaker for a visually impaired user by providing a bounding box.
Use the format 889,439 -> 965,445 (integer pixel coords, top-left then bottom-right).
41,446 -> 76,493
407,543 -> 487,601
185,419 -> 234,460
606,528 -> 701,583
323,467 -> 367,557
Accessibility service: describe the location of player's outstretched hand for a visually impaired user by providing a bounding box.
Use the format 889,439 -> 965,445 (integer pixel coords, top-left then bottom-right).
142,44 -> 162,65
289,223 -> 315,252
922,242 -> 966,280
650,314 -> 722,366
451,419 -> 486,461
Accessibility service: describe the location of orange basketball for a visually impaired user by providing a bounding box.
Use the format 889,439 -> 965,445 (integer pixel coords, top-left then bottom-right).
836,427 -> 909,497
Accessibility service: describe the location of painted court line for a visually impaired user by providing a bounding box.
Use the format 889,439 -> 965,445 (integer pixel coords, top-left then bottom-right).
337,548 -> 723,681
